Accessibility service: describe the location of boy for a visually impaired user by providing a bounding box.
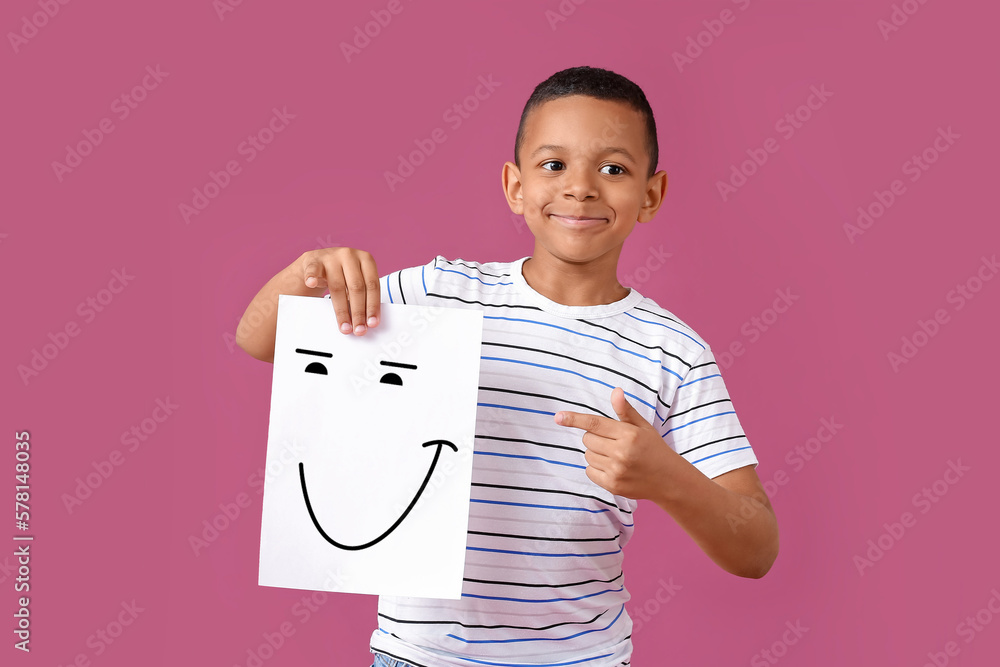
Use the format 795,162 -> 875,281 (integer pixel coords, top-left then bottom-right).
236,65 -> 778,666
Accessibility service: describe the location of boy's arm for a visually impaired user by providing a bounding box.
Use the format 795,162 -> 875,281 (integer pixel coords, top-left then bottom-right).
235,248 -> 381,363
555,387 -> 779,579
649,458 -> 778,580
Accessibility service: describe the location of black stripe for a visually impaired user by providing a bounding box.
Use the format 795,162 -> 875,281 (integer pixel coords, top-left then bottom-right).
441,258 -> 511,279
479,386 -> 612,419
396,270 -> 406,305
466,529 -> 620,543
665,398 -> 732,421
476,433 -> 584,455
377,609 -> 608,632
463,572 -> 623,588
690,360 -> 718,372
426,291 -> 544,311
633,304 -> 696,332
578,318 -> 694,371
481,340 -> 667,409
472,482 -> 633,514
678,433 -> 747,456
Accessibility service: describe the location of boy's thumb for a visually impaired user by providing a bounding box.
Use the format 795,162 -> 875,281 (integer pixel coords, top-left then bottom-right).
303,261 -> 322,286
611,388 -> 643,424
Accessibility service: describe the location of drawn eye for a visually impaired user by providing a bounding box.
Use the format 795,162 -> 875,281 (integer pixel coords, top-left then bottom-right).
296,349 -> 332,373
379,372 -> 402,386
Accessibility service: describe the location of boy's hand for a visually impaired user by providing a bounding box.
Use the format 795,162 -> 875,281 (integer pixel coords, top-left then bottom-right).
298,247 -> 380,335
554,387 -> 675,502
558,390 -> 780,579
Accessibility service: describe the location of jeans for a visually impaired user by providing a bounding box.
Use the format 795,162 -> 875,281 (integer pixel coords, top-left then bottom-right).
371,652 -> 416,667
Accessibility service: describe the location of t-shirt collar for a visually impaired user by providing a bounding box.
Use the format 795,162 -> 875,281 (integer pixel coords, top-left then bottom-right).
511,256 -> 644,319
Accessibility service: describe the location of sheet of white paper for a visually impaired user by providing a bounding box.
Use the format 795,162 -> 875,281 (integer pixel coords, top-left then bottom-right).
258,296 -> 483,599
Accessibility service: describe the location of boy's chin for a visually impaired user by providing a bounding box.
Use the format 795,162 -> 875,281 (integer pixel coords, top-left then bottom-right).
533,246 -> 615,266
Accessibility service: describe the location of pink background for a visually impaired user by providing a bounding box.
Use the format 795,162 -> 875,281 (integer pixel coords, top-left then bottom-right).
4,0 -> 999,665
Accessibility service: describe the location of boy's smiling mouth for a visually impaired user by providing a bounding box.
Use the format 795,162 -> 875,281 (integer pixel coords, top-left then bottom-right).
549,213 -> 608,228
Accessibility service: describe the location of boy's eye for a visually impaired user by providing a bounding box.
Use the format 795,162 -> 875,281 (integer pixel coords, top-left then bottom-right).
540,161 -> 626,176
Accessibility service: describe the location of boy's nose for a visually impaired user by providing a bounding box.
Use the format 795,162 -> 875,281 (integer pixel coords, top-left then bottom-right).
561,166 -> 599,200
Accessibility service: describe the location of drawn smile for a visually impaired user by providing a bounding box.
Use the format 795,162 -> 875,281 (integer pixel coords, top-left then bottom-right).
298,439 -> 457,551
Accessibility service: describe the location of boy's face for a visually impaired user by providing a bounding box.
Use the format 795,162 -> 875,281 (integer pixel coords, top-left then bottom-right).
503,95 -> 667,267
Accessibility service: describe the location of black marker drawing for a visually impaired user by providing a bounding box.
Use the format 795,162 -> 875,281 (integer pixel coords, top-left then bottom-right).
296,348 -> 333,375
299,439 -> 456,551
294,354 -> 454,551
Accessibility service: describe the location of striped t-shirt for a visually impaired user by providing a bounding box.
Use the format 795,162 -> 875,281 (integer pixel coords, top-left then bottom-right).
369,256 -> 758,667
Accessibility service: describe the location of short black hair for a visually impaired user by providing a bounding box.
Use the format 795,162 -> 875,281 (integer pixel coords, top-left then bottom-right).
514,66 -> 659,178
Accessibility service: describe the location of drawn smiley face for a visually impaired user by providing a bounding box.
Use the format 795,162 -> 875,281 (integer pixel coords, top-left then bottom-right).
293,348 -> 456,551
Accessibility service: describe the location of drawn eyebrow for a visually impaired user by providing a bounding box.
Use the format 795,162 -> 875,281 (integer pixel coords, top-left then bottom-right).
295,348 -> 333,358
380,360 -> 417,370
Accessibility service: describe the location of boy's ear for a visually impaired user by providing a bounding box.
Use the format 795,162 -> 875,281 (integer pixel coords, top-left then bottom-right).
501,161 -> 524,215
637,170 -> 669,223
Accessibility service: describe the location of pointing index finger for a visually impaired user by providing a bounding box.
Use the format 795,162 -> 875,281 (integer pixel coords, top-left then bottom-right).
555,410 -> 612,436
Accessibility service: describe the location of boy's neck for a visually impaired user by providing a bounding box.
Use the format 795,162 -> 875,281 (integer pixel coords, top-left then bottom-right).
521,253 -> 631,307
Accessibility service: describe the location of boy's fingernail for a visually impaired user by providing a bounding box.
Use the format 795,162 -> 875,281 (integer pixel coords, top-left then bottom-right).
368,316 -> 377,327
340,322 -> 351,333
354,324 -> 366,335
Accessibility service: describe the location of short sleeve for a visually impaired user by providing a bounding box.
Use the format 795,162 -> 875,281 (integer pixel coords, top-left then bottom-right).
378,257 -> 441,306
659,346 -> 758,479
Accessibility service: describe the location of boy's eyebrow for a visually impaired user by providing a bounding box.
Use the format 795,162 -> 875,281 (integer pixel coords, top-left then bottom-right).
529,144 -> 638,164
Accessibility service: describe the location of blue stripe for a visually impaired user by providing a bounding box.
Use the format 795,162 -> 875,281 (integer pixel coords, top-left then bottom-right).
470,498 -> 610,514
447,605 -> 625,645
467,546 -> 621,558
624,312 -> 705,349
386,274 -> 394,304
421,265 -> 427,294
661,366 -> 684,381
484,315 -> 661,366
449,651 -> 616,667
461,585 -> 624,604
374,633 -> 617,667
478,402 -> 555,417
662,411 -> 736,436
679,373 -> 720,389
690,445 -> 753,465
435,265 -> 513,286
480,356 -> 655,411
474,450 -> 587,470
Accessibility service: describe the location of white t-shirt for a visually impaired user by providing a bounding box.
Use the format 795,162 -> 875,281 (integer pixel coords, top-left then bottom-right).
369,256 -> 758,667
